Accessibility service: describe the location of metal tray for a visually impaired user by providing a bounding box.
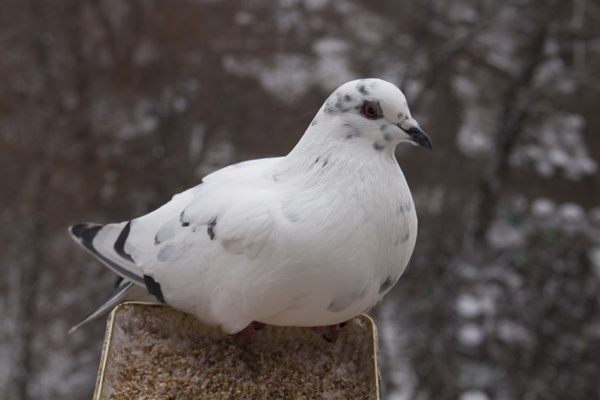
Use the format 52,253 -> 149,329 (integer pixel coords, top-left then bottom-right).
94,302 -> 380,399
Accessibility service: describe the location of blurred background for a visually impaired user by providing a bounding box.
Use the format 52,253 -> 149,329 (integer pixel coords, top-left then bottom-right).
1,0 -> 599,399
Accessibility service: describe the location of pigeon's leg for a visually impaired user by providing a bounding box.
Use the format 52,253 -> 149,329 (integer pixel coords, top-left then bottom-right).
244,325 -> 254,344
233,321 -> 266,344
320,321 -> 348,342
328,324 -> 340,342
253,321 -> 266,331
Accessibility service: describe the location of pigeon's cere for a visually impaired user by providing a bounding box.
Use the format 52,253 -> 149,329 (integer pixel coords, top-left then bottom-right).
69,78 -> 432,336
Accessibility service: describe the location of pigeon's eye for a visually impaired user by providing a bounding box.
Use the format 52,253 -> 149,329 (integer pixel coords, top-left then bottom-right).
361,101 -> 382,119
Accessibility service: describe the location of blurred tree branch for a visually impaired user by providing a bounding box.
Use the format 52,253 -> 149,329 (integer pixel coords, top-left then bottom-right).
470,0 -> 562,247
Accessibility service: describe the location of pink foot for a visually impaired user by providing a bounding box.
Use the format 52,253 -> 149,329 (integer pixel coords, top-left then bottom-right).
233,321 -> 266,344
328,324 -> 340,342
315,321 -> 348,342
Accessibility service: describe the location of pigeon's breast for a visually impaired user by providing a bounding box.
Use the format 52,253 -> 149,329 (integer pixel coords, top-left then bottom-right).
262,161 -> 417,325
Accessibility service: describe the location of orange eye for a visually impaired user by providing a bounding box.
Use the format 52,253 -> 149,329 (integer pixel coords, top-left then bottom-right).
362,102 -> 381,119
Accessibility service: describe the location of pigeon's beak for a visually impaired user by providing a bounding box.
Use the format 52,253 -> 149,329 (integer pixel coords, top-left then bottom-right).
397,118 -> 433,151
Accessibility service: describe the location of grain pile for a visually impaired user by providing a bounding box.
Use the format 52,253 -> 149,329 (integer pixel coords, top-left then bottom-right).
96,303 -> 379,399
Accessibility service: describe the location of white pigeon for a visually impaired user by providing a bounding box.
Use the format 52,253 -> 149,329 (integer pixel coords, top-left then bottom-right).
69,78 -> 432,335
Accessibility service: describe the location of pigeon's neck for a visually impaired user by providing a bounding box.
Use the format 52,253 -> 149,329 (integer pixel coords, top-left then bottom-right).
274,120 -> 414,240
284,119 -> 397,167
276,120 -> 402,186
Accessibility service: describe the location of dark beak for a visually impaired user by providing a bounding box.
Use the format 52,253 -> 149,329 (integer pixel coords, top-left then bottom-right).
403,125 -> 433,151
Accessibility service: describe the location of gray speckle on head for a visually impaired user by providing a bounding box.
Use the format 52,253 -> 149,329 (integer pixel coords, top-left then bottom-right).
373,141 -> 386,152
323,97 -> 338,115
383,132 -> 392,142
357,84 -> 369,95
334,92 -> 351,113
345,123 -> 362,139
397,112 -> 404,121
327,285 -> 369,313
324,91 -> 354,116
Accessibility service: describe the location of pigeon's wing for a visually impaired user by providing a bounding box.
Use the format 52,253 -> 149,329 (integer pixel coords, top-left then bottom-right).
124,156 -> 284,267
71,157 -> 283,280
79,157 -> 290,332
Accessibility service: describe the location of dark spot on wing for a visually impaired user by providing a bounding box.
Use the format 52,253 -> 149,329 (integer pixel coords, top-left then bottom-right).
373,141 -> 386,152
379,276 -> 397,294
154,227 -> 175,246
315,155 -> 330,167
144,274 -> 166,303
207,218 -> 217,240
179,211 -> 190,227
114,221 -> 134,263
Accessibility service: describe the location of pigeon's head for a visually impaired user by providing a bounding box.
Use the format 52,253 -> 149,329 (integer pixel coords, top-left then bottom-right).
312,78 -> 432,152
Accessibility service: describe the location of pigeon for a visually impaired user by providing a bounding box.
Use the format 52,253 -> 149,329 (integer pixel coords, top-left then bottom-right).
69,78 -> 432,336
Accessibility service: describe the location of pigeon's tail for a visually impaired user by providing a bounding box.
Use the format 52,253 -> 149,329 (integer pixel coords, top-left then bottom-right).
69,279 -> 159,333
69,222 -> 144,285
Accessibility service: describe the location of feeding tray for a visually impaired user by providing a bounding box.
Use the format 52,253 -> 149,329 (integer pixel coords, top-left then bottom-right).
93,303 -> 381,399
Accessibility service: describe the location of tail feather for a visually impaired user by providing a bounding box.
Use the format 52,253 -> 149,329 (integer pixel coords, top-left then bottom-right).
69,222 -> 144,285
69,279 -> 159,333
